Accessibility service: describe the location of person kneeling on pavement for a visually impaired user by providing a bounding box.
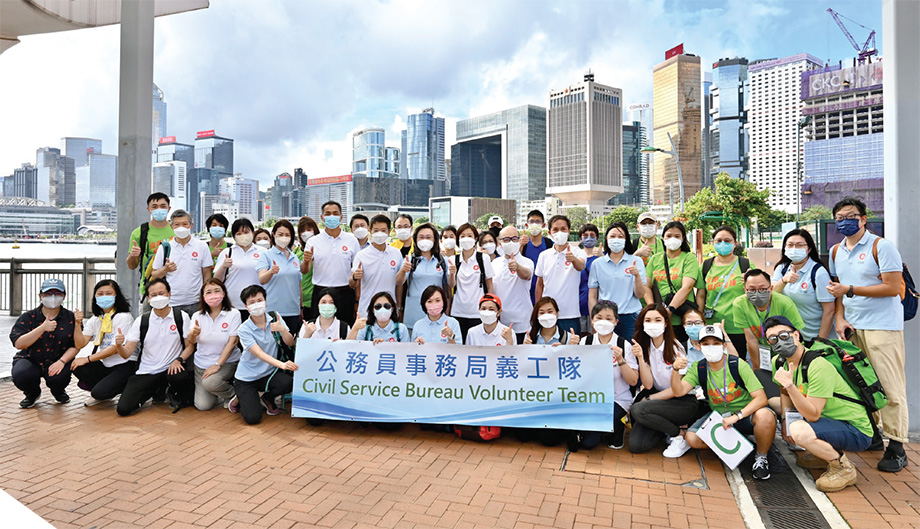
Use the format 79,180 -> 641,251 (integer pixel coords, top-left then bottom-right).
764,316 -> 873,492
670,325 -> 777,480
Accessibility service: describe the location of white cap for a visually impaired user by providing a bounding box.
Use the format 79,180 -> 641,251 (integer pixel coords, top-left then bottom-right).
488,216 -> 504,226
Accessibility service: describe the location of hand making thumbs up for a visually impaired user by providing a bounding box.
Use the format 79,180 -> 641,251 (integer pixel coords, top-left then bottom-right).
440,321 -> 454,340
189,319 -> 201,339
270,260 -> 280,275
40,317 -> 57,333
129,239 -> 141,259
353,261 -> 364,281
164,258 -> 178,273
507,254 -> 518,273
114,327 -> 125,346
501,323 -> 515,344
400,255 -> 412,274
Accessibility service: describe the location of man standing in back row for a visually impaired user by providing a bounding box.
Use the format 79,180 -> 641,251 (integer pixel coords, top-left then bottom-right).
303,201 -> 359,326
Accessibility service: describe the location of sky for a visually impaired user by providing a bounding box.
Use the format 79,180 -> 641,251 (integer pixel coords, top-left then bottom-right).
0,0 -> 883,192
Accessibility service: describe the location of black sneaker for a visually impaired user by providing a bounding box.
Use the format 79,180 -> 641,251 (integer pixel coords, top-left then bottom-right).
52,391 -> 70,404
877,447 -> 908,473
152,385 -> 167,404
19,394 -> 39,408
608,428 -> 625,450
752,455 -> 771,480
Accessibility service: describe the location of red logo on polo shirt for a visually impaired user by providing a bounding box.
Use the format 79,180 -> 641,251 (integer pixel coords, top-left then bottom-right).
801,282 -> 808,290
859,253 -> 866,260
170,324 -> 177,332
222,322 -> 229,329
342,246 -> 348,252
496,343 -> 503,347
390,260 -> 396,266
192,252 -> 198,258
388,338 -> 396,342
254,254 -> 260,259
473,265 -> 479,271
565,261 -> 571,266
436,267 -> 441,272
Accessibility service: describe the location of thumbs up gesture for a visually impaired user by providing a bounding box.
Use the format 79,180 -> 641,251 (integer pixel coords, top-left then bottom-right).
302,245 -> 313,264
507,255 -> 518,273
114,327 -> 125,346
567,330 -> 580,345
189,319 -> 201,339
164,258 -> 178,273
634,239 -> 653,258
626,262 -> 639,277
223,256 -> 233,270
631,339 -> 645,361
440,321 -> 454,340
564,244 -> 575,264
783,266 -> 800,285
303,321 -> 317,338
400,255 -> 412,274
40,317 -> 57,333
523,332 -> 533,345
129,239 -> 141,259
501,323 -> 514,344
449,258 -> 457,277
73,309 -> 84,326
270,319 -> 284,333
270,260 -> 280,275
672,355 -> 688,372
353,261 -> 364,281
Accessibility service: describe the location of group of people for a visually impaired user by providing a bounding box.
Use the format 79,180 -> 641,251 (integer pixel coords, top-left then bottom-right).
9,194 -> 909,493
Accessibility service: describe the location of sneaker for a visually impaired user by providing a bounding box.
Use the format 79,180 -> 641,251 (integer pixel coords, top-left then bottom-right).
83,397 -> 109,407
152,385 -> 167,404
752,454 -> 771,480
795,451 -> 828,470
607,428 -> 625,450
227,395 -> 240,414
877,446 -> 908,473
816,454 -> 857,492
261,395 -> 281,416
663,435 -> 691,458
19,394 -> 39,408
52,391 -> 70,404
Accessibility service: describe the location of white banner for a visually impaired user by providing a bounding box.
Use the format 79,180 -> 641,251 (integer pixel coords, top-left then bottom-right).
697,411 -> 754,470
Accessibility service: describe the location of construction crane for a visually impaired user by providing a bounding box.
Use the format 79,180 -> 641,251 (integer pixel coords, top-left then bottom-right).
827,8 -> 877,63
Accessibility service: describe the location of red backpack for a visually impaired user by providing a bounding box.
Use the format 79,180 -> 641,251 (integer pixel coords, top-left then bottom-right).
453,425 -> 501,442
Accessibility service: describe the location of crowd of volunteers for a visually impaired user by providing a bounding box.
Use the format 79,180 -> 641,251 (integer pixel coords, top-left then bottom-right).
10,193 -> 910,492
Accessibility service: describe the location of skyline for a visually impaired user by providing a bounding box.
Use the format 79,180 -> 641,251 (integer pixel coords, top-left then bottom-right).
0,0 -> 883,192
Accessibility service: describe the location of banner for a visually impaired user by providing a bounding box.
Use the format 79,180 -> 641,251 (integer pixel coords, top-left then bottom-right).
291,340 -> 616,431
697,411 -> 754,470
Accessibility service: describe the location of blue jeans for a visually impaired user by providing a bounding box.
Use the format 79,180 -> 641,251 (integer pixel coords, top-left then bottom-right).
808,417 -> 873,452
615,312 -> 639,342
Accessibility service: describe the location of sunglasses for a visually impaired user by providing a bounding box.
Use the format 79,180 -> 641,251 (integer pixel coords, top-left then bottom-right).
373,303 -> 393,311
765,330 -> 794,345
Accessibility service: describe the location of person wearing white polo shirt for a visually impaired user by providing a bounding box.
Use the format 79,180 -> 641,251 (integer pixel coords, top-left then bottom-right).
187,278 -> 241,411
350,215 -> 403,318
151,209 -> 213,315
300,289 -> 351,341
303,200 -> 359,326
466,294 -> 516,346
448,223 -> 495,342
492,225 -> 533,344
215,218 -> 261,321
535,215 -> 586,335
116,278 -> 193,416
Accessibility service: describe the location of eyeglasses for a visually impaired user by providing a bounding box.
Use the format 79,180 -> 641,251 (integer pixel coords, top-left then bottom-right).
500,236 -> 520,243
684,320 -> 705,326
785,243 -> 808,249
765,330 -> 795,345
833,214 -> 860,221
745,288 -> 770,293
373,303 -> 393,311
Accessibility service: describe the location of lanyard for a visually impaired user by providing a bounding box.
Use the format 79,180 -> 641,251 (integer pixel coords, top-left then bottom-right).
706,366 -> 730,413
757,301 -> 772,339
710,259 -> 740,310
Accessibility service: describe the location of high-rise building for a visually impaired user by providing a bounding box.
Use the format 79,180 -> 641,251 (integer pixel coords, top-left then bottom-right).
152,84 -> 167,155
305,175 -> 353,220
268,172 -> 294,219
353,128 -> 399,179
75,153 -> 117,208
219,175 -> 258,220
652,48 -> 702,207
156,137 -> 197,218
627,103 -> 653,206
546,72 -> 623,214
152,161 -> 187,211
194,130 -> 233,176
747,53 -> 822,213
709,58 -> 750,181
609,121 -> 647,207
401,108 -> 446,183
800,59 -> 885,214
452,104 -> 547,202
10,163 -> 39,200
36,147 -> 75,207
701,72 -> 713,188
61,137 -> 102,168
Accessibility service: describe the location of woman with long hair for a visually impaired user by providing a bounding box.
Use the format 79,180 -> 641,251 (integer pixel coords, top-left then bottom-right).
215,218 -> 261,322
643,221 -> 699,343
770,229 -> 836,340
523,297 -> 580,346
588,222 -> 646,341
255,219 -> 303,332
695,226 -> 751,356
186,278 -> 240,411
448,223 -> 494,341
398,224 -> 450,332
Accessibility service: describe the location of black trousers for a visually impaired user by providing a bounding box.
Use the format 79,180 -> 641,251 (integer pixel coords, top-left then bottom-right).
628,394 -> 699,453
73,360 -> 137,400
12,357 -> 71,398
728,333 -> 747,360
233,370 -> 293,425
455,317 -> 480,344
116,361 -> 194,416
311,285 -> 357,326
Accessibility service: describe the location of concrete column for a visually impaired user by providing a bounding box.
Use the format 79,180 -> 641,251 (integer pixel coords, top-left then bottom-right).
115,0 -> 155,314
882,0 -> 920,438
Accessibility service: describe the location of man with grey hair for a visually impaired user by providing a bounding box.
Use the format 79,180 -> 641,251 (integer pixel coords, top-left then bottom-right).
152,209 -> 213,315
491,225 -> 534,344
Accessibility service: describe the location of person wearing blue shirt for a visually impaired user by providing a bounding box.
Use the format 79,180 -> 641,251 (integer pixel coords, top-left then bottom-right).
588,222 -> 647,341
348,291 -> 410,343
519,210 -> 553,303
827,197 -> 907,473
231,285 -> 297,425
771,229 -> 836,341
411,286 -> 461,344
523,297 -> 580,346
397,224 -> 449,331
255,220 -> 303,333
578,224 -> 602,335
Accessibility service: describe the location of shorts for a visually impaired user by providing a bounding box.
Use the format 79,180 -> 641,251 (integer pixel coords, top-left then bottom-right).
807,417 -> 873,453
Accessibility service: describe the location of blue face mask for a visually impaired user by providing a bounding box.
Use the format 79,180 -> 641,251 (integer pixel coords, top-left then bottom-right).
323,215 -> 341,230
96,295 -> 116,309
581,236 -> 597,248
685,324 -> 703,342
151,208 -> 168,222
785,248 -> 808,263
209,226 -> 226,239
835,218 -> 861,237
713,241 -> 734,256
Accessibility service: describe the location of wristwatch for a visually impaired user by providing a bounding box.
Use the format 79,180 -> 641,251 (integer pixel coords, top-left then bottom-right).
846,285 -> 855,298
736,410 -> 744,419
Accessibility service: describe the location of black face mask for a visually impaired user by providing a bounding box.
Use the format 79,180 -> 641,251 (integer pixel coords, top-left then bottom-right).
489,226 -> 501,239
771,334 -> 798,358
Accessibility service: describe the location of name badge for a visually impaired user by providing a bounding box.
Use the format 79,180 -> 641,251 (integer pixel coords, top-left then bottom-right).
758,345 -> 772,371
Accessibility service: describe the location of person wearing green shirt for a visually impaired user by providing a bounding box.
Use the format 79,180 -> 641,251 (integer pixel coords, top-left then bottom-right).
671,325 -> 776,481
633,211 -> 665,266
764,316 -> 872,493
294,216 -> 319,322
696,226 -> 752,356
126,192 -> 175,305
644,221 -> 699,342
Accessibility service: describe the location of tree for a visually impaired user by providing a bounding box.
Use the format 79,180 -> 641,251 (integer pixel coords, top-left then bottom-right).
759,209 -> 792,234
681,173 -> 771,239
475,213 -> 498,230
564,207 -> 593,231
800,205 -> 832,222
262,217 -> 278,229
594,206 -> 642,231
414,216 -> 429,226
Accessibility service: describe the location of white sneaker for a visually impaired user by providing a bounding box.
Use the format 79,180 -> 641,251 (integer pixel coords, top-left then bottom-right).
663,435 -> 691,458
83,397 -> 108,407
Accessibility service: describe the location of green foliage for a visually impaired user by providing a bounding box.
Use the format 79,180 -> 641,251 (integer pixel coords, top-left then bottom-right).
475,213 -> 497,230
800,205 -> 832,222
563,207 -> 593,231
682,173 -> 771,239
594,206 -> 642,231
262,217 -> 278,229
415,216 -> 429,226
759,209 -> 792,233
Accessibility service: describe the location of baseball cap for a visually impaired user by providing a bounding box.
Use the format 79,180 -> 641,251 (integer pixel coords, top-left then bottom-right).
762,315 -> 797,334
698,325 -> 725,342
488,216 -> 504,226
40,278 -> 66,294
637,212 -> 658,224
479,293 -> 502,311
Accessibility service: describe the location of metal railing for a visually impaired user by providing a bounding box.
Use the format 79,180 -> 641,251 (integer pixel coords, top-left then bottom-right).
0,258 -> 118,315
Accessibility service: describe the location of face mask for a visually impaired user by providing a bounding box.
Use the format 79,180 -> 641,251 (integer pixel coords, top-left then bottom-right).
209,227 -> 226,239
417,239 -> 434,252
151,208 -> 169,222
785,248 -> 808,263
318,304 -> 337,319
685,324 -> 703,341
581,236 -> 597,248
771,334 -> 798,358
639,224 -> 657,238
41,295 -> 64,309
204,293 -> 224,307
374,307 -> 392,323
664,238 -> 683,251
149,295 -> 170,310
459,237 -> 476,251
552,231 -> 569,246
275,236 -> 291,248
479,310 -> 498,325
702,345 -> 725,362
608,238 -> 626,253
538,313 -> 558,329
835,218 -> 861,237
255,239 -> 271,249
528,223 -> 543,236
353,227 -> 369,240
371,231 -> 389,245
482,243 -> 496,254
234,233 -> 253,247
746,290 -> 771,307
300,232 -> 314,243
96,295 -> 115,309
426,302 -> 444,317
644,322 -> 666,338
173,226 -> 191,239
714,241 -> 734,256
323,215 -> 341,230
247,301 -> 266,317
442,238 -> 457,250
502,242 -> 518,256
395,228 -> 412,241
593,319 -> 615,336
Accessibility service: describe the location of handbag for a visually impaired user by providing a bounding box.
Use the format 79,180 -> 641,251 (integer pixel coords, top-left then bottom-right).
657,251 -> 696,317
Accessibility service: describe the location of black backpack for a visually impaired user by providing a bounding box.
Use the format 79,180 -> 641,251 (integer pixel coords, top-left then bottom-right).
697,355 -> 748,396
583,334 -> 626,351
402,253 -> 451,307
701,257 -> 750,281
139,307 -> 191,410
138,306 -> 186,360
270,311 -> 296,364
779,261 -> 820,291
455,252 -> 487,292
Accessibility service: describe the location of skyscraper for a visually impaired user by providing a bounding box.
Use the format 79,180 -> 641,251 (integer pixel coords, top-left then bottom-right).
546,72 -> 623,214
268,172 -> 293,219
75,153 -> 117,208
61,137 -> 102,169
747,53 -> 822,213
701,73 -> 713,188
219,175 -> 258,220
11,163 -> 39,200
609,121 -> 647,207
157,137 -> 196,218
353,128 -> 399,179
152,161 -> 187,211
191,130 -> 233,225
401,108 -> 446,183
152,84 -> 167,154
709,57 -> 750,181
36,147 -> 75,207
652,47 -> 702,207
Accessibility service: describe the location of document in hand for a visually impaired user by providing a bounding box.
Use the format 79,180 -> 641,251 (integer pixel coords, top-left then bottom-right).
697,411 -> 754,470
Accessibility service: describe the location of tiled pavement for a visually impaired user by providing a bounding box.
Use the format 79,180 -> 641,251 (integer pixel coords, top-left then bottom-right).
0,378 -> 916,529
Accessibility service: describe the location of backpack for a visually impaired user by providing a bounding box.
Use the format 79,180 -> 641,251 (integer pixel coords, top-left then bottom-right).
455,252 -> 487,292
270,311 -> 296,364
832,237 -> 920,321
583,334 -> 626,351
453,425 -> 501,442
701,257 -> 750,281
138,306 -> 186,356
780,261 -> 820,291
313,317 -> 349,340
402,253 -> 451,307
697,355 -> 748,396
141,237 -> 172,301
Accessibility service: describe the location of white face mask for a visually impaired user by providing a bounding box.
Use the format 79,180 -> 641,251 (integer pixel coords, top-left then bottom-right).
149,295 -> 170,310
247,301 -> 267,317
482,243 -> 496,254
173,226 -> 191,239
417,239 -> 434,252
255,239 -> 271,248
528,223 -> 543,236
371,231 -> 389,245
552,231 -> 569,246
459,237 -> 476,251
374,307 -> 392,323
593,319 -> 615,336
275,236 -> 291,248
537,313 -> 558,329
639,224 -> 657,239
479,310 -> 498,325
502,241 -> 518,256
644,322 -> 666,338
300,232 -> 314,243
608,238 -> 626,253
701,345 -> 725,363
664,238 -> 683,251
41,295 -> 64,309
234,233 -> 253,247
441,238 -> 457,250
395,228 -> 412,241
352,227 -> 369,240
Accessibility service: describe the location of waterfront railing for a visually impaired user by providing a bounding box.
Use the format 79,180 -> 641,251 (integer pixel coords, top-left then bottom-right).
0,258 -> 117,315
